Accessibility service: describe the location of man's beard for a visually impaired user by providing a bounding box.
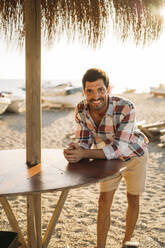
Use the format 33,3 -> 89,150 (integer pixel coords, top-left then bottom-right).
89,97 -> 107,110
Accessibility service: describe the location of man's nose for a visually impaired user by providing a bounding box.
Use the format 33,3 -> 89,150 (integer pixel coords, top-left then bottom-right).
91,90 -> 99,98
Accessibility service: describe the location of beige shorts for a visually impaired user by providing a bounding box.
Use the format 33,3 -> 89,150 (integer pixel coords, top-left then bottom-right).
100,150 -> 148,195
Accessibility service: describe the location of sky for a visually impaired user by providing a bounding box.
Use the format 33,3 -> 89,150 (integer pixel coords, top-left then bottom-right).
0,14 -> 165,92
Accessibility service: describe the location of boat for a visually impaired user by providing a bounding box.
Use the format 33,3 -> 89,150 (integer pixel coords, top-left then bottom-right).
123,88 -> 136,94
7,92 -> 25,113
1,91 -> 25,113
150,84 -> 165,97
42,82 -> 83,108
42,91 -> 83,109
0,92 -> 11,115
42,81 -> 78,97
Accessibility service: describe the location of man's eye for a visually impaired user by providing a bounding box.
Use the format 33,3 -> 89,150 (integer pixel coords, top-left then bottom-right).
87,89 -> 92,94
98,88 -> 105,93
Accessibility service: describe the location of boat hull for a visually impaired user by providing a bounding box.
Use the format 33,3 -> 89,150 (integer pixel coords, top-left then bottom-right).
6,99 -> 25,113
0,98 -> 11,115
42,92 -> 83,109
150,87 -> 165,97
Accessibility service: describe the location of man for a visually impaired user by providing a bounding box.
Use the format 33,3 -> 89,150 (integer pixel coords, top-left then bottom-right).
63,68 -> 148,248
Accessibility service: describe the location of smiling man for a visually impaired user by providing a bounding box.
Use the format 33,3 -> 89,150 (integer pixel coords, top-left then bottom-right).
63,68 -> 148,248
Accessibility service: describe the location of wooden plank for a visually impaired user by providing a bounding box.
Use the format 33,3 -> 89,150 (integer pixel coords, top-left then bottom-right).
138,121 -> 165,139
27,195 -> 37,248
142,121 -> 165,129
25,0 -> 41,166
42,189 -> 69,248
137,120 -> 146,127
0,197 -> 27,248
160,129 -> 165,134
150,91 -> 165,97
148,127 -> 161,135
158,143 -> 165,148
138,126 -> 153,138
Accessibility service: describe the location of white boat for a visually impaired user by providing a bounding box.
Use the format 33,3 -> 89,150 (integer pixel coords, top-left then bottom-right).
42,82 -> 76,97
150,85 -> 165,97
0,92 -> 11,115
42,91 -> 83,109
2,91 -> 25,113
42,82 -> 83,108
123,88 -> 136,94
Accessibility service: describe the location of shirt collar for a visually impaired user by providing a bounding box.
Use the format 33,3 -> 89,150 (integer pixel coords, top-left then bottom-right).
107,96 -> 113,117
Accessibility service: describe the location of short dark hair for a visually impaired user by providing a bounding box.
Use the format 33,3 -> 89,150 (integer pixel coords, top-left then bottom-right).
82,68 -> 109,89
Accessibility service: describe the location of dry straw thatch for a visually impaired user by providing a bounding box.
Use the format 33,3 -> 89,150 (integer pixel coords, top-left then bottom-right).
0,0 -> 165,48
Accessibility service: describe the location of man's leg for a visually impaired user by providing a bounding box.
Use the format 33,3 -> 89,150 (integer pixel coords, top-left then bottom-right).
97,189 -> 116,248
122,152 -> 148,246
122,193 -> 139,245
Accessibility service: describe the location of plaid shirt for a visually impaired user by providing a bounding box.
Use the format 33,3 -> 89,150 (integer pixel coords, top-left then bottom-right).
75,96 -> 148,161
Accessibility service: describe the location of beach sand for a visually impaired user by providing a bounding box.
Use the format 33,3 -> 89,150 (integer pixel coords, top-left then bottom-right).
0,92 -> 165,248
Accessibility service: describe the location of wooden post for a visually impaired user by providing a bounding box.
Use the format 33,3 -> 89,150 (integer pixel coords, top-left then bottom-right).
25,0 -> 41,166
27,195 -> 37,248
33,193 -> 42,247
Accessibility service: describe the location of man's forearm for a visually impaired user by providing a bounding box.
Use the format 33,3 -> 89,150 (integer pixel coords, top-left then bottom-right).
82,148 -> 106,160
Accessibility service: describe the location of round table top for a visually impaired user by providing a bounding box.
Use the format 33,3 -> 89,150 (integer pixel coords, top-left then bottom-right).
0,149 -> 124,197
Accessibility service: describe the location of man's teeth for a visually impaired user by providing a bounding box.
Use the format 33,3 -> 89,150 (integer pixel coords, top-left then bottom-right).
93,100 -> 101,103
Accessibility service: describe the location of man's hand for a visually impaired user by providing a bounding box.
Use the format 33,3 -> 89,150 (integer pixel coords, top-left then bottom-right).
63,143 -> 84,163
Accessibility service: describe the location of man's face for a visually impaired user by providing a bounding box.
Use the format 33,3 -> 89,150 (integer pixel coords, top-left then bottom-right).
84,79 -> 110,112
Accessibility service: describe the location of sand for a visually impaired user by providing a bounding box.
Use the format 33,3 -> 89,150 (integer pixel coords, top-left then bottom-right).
0,92 -> 165,248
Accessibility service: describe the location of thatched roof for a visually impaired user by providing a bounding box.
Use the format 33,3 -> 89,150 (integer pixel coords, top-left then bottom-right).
0,0 -> 165,47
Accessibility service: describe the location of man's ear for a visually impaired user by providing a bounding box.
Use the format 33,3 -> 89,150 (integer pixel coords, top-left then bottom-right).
107,85 -> 111,94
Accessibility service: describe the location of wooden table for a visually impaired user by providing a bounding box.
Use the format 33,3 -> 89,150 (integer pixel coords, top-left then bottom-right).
0,149 -> 124,248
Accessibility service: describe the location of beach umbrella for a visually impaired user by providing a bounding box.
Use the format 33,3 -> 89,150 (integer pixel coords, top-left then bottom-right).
0,0 -> 165,166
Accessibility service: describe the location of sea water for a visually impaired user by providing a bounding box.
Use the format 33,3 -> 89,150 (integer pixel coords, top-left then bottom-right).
0,79 -> 25,92
0,78 -> 161,94
0,79 -> 81,93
